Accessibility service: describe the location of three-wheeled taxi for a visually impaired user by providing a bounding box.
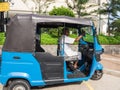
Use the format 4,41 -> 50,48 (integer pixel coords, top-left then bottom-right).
0,14 -> 104,90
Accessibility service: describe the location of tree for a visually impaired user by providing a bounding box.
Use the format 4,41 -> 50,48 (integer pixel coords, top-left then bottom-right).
34,0 -> 55,14
109,0 -> 120,19
22,0 -> 55,14
97,0 -> 120,36
111,19 -> 120,36
49,6 -> 75,17
98,0 -> 120,19
65,0 -> 89,17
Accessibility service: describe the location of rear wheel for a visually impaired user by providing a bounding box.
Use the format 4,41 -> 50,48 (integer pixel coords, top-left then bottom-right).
8,79 -> 30,90
91,70 -> 103,80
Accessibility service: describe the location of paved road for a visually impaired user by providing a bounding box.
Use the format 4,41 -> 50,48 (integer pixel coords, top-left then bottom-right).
101,54 -> 120,77
1,74 -> 120,90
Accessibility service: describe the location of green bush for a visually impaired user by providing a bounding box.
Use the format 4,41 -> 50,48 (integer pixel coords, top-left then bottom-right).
98,35 -> 120,45
0,32 -> 120,45
106,36 -> 120,44
49,6 -> 75,17
98,35 -> 109,44
114,36 -> 120,41
0,33 -> 5,45
49,29 -> 58,37
70,34 -> 77,38
83,34 -> 94,43
41,33 -> 58,45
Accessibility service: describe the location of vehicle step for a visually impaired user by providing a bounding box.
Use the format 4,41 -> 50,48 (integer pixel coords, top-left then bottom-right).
67,71 -> 86,78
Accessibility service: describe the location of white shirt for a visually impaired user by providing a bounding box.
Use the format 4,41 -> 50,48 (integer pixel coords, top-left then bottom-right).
60,35 -> 78,56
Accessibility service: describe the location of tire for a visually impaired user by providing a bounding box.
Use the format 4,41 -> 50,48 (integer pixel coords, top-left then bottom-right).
8,79 -> 30,90
3,86 -> 7,90
91,70 -> 103,80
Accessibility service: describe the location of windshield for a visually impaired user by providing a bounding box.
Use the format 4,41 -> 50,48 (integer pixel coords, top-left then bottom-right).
81,27 -> 94,43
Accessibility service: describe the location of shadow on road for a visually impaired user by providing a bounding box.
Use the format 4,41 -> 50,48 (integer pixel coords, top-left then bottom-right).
31,82 -> 82,90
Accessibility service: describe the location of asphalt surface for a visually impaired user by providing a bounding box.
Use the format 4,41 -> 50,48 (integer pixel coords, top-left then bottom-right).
34,74 -> 120,90
101,54 -> 120,77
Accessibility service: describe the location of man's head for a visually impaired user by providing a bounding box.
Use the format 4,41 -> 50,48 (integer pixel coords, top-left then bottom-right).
81,30 -> 85,36
62,27 -> 69,36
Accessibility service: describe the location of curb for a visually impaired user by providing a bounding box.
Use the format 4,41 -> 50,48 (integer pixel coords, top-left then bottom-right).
103,68 -> 120,77
101,57 -> 120,62
101,56 -> 120,77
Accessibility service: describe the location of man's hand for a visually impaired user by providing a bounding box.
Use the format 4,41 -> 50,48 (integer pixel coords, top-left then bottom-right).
74,35 -> 83,42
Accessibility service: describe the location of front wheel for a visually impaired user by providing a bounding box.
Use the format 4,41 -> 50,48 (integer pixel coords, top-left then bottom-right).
91,70 -> 103,80
8,79 -> 30,90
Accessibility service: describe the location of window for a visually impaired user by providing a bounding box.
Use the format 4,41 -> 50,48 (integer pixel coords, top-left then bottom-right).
82,27 -> 94,43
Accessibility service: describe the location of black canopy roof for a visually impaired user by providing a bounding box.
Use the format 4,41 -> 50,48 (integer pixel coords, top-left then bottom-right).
3,14 -> 93,52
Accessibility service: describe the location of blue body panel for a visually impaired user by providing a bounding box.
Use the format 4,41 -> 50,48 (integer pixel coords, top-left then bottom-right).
96,62 -> 103,70
80,39 -> 87,45
0,51 -> 45,86
91,25 -> 102,51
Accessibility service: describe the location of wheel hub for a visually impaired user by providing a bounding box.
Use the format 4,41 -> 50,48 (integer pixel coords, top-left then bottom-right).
13,85 -> 25,90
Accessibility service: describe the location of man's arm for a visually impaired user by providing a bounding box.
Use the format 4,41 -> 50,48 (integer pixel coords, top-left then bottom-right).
74,35 -> 83,42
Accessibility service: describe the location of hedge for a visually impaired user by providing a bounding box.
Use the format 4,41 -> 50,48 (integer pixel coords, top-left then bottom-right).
0,33 -> 120,45
0,33 -> 5,45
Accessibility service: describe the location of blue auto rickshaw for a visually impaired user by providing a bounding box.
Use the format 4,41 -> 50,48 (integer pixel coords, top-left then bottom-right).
0,14 -> 103,90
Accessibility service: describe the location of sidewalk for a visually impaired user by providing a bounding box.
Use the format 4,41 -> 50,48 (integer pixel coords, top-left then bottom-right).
101,54 -> 120,59
101,54 -> 120,77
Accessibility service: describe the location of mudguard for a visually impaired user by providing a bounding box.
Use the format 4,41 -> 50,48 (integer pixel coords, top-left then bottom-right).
96,62 -> 103,70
